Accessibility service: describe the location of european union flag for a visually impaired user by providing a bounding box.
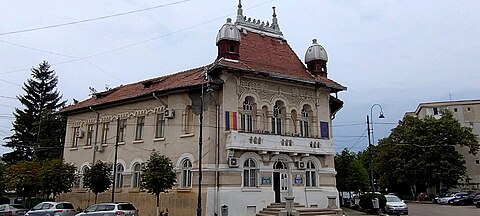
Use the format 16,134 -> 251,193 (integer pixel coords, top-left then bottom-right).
320,121 -> 329,138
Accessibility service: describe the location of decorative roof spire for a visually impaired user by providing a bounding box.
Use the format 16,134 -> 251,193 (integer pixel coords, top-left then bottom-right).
236,0 -> 244,22
271,6 -> 280,30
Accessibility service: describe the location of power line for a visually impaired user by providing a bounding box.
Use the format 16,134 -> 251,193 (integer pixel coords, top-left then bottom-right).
0,0 -> 274,75
0,0 -> 192,36
0,95 -> 17,100
0,78 -> 22,87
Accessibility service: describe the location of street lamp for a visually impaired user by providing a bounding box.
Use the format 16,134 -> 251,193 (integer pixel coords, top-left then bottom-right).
367,104 -> 385,193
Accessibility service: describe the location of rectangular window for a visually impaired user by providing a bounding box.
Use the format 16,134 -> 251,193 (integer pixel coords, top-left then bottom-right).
155,113 -> 165,138
476,159 -> 480,165
119,119 -> 126,142
241,114 -> 253,132
433,108 -> 439,115
272,118 -> 282,135
72,127 -> 80,147
467,107 -> 471,112
300,120 -> 309,137
101,122 -> 109,144
135,116 -> 145,140
86,124 -> 94,146
454,108 -> 458,112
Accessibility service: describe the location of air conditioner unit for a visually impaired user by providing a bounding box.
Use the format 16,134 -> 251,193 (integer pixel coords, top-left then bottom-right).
76,129 -> 85,138
164,108 -> 175,118
297,161 -> 306,169
140,162 -> 147,171
228,158 -> 239,168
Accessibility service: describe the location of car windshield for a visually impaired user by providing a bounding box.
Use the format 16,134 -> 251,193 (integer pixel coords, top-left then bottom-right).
118,204 -> 136,210
386,196 -> 402,202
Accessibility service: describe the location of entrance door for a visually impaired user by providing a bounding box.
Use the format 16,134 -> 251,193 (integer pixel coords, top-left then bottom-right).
273,172 -> 280,203
273,161 -> 287,203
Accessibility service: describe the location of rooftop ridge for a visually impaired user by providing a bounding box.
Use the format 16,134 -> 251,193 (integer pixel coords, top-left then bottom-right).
235,0 -> 282,37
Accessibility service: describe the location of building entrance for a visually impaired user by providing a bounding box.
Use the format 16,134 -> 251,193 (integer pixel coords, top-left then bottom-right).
273,161 -> 287,203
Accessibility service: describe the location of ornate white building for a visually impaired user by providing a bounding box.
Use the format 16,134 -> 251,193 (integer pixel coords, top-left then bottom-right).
59,2 -> 346,215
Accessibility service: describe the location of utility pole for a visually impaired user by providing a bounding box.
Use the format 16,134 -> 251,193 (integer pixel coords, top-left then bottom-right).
367,115 -> 375,193
111,117 -> 120,202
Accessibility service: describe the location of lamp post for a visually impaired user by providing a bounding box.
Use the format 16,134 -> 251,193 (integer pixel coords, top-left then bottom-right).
196,83 -> 204,216
367,104 -> 385,193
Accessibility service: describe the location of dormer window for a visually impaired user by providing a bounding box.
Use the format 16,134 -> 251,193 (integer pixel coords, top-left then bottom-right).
229,44 -> 235,53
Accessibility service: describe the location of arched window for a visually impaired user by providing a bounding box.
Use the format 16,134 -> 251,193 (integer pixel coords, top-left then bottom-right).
305,161 -> 316,187
80,166 -> 89,188
300,109 -> 309,137
131,163 -> 141,188
115,164 -> 124,188
241,98 -> 254,132
272,101 -> 284,135
181,159 -> 192,188
243,159 -> 258,188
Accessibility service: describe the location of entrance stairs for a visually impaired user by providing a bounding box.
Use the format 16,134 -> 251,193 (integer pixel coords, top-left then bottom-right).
256,202 -> 339,216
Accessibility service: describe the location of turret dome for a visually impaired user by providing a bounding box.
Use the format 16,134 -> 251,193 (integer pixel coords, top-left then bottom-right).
216,18 -> 241,45
305,39 -> 328,63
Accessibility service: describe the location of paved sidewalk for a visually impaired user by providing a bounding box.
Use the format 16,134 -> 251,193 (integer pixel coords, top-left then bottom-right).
342,208 -> 375,216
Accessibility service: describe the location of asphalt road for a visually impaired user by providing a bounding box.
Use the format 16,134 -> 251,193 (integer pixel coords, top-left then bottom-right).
343,202 -> 480,216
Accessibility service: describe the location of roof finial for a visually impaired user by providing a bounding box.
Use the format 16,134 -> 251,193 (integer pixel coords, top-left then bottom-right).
271,6 -> 280,30
312,39 -> 318,44
236,0 -> 244,22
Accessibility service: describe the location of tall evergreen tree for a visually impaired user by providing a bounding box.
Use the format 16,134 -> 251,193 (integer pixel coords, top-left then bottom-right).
3,61 -> 66,163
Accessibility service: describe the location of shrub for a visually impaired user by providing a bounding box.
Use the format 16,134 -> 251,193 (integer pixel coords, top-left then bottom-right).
359,193 -> 386,211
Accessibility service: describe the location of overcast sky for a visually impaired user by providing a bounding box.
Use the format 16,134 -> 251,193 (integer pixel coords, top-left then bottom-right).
1,0 -> 479,155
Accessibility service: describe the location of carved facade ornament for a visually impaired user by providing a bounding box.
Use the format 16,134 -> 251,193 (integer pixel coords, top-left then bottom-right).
72,106 -> 165,126
238,78 -> 315,105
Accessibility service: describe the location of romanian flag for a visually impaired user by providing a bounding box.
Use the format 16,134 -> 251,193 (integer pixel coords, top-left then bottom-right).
225,111 -> 237,130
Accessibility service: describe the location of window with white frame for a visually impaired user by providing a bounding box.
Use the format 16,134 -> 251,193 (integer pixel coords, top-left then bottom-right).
181,159 -> 192,188
272,101 -> 283,135
115,164 -> 124,188
155,113 -> 165,138
118,119 -> 126,142
305,161 -> 316,187
131,163 -> 141,188
86,124 -> 94,146
300,108 -> 310,137
243,158 -> 258,188
72,127 -> 80,147
241,98 -> 254,132
101,122 -> 109,144
135,116 -> 145,140
182,106 -> 193,134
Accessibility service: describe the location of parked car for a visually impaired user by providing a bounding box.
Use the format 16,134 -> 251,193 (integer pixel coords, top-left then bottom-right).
436,192 -> 469,204
25,202 -> 75,216
383,195 -> 408,215
451,192 -> 476,205
75,202 -> 138,216
0,204 -> 28,216
473,193 -> 480,207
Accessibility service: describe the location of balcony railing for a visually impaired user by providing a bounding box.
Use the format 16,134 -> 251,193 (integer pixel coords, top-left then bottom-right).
226,131 -> 334,155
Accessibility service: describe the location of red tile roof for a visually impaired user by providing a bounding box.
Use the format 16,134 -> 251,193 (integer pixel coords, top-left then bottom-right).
60,30 -> 345,114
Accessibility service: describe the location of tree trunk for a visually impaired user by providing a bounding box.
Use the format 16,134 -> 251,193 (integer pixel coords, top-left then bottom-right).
95,193 -> 98,204
156,194 -> 160,216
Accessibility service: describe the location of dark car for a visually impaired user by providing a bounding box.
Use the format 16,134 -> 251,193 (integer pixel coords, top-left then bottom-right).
0,204 -> 28,216
451,192 -> 475,205
474,193 -> 480,207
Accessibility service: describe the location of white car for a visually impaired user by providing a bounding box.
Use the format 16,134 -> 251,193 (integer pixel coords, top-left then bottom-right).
436,192 -> 469,204
384,195 -> 408,215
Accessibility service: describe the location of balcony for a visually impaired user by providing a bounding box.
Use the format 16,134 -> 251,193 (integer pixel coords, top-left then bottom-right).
225,131 -> 334,155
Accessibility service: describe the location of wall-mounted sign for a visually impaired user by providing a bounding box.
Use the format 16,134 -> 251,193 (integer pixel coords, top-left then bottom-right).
262,177 -> 271,185
294,177 -> 303,185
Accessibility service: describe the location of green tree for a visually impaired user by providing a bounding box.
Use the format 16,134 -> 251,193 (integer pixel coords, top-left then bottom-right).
3,61 -> 66,164
0,162 -> 7,197
375,110 -> 478,196
38,159 -> 77,199
335,149 -> 370,193
6,160 -> 41,199
83,161 -> 112,203
141,152 -> 176,216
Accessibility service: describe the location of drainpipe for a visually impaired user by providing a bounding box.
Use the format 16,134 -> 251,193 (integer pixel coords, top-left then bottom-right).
89,107 -> 100,165
152,92 -> 168,107
214,103 -> 220,216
